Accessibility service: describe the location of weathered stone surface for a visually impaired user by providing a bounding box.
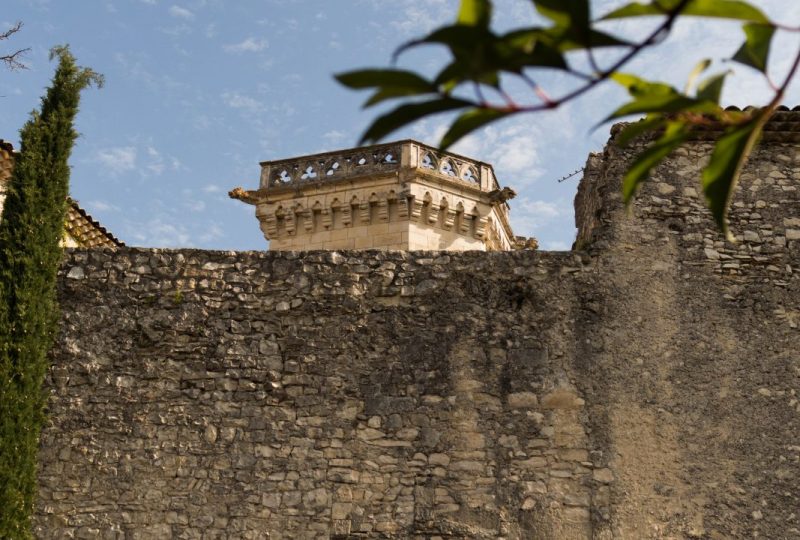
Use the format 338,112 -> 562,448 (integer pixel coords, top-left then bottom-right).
34,130 -> 800,539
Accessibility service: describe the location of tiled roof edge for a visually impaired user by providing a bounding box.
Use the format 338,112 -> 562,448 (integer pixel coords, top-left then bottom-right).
67,198 -> 126,247
611,106 -> 800,143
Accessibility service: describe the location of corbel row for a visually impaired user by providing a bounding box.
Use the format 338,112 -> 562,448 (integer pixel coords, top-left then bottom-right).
256,191 -> 489,240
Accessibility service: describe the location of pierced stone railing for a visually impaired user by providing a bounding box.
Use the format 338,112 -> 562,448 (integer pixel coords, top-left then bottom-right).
259,140 -> 499,192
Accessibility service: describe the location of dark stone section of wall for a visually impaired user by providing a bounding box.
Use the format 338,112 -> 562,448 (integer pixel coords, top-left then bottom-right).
35,135 -> 799,539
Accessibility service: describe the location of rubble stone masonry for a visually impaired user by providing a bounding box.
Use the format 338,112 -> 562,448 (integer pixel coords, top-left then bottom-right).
36,125 -> 799,539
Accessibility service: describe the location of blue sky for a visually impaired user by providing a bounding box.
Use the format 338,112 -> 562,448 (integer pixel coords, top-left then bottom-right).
2,1 -> 799,250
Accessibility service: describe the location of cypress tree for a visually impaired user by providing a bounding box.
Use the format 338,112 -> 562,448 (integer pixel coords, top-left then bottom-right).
0,46 -> 102,538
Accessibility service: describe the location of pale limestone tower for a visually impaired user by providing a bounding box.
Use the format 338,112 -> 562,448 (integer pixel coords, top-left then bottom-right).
230,140 -> 517,251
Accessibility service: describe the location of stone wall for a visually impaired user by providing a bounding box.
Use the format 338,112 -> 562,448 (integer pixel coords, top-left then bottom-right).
36,127 -> 800,539
38,248 -> 601,539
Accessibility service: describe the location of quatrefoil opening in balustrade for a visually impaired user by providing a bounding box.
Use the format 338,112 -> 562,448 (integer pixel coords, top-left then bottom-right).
440,159 -> 457,177
326,161 -> 341,176
274,170 -> 292,185
383,152 -> 397,164
421,153 -> 437,170
301,166 -> 318,180
461,166 -> 478,183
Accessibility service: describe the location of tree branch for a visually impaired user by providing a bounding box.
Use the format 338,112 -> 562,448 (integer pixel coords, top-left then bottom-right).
1,21 -> 29,71
512,0 -> 693,114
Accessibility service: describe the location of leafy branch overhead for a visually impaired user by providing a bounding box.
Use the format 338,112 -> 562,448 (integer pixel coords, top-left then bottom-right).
336,0 -> 799,237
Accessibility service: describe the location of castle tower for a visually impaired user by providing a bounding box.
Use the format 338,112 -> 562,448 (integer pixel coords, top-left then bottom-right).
229,140 -> 517,251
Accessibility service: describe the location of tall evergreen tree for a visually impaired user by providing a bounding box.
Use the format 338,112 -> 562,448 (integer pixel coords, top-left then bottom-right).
0,46 -> 102,538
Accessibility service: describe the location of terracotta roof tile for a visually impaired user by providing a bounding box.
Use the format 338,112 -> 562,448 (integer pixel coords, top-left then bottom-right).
611,107 -> 800,143
65,199 -> 125,248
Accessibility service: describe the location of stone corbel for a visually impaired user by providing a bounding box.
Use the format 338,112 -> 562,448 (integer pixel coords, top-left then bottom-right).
263,214 -> 278,238
397,194 -> 409,219
460,213 -> 472,235
409,198 -> 424,221
474,216 -> 488,239
303,209 -> 314,233
321,209 -> 332,229
444,208 -> 457,230
378,197 -> 389,222
284,210 -> 296,235
360,202 -> 371,224
427,203 -> 440,225
341,204 -> 352,226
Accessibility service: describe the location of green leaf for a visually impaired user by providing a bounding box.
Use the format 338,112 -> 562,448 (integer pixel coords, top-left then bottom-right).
359,98 -> 472,144
603,0 -> 770,23
607,94 -> 710,121
612,73 -> 680,97
732,23 -> 775,73
440,108 -> 513,150
364,87 -> 435,107
696,71 -> 730,103
684,58 -> 711,94
434,61 -> 499,90
623,122 -> 689,203
335,69 -> 435,91
335,70 -> 438,108
394,25 -> 491,61
615,115 -> 667,147
496,30 -> 569,70
701,115 -> 765,235
605,73 -> 718,124
457,0 -> 492,26
543,26 -> 632,51
534,0 -> 591,31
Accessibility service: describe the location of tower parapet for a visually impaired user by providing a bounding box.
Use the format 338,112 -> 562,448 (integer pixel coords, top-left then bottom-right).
230,140 -> 516,251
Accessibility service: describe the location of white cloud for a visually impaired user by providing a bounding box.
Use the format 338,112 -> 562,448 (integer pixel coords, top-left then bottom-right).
224,37 -> 268,53
221,91 -> 265,112
141,146 -> 182,176
511,198 -> 573,239
543,240 -> 570,251
199,223 -> 225,243
202,184 -> 221,193
413,119 -> 545,184
131,218 -> 190,247
360,0 -> 453,36
322,129 -> 347,148
86,200 -> 120,213
94,147 -> 137,176
169,5 -> 194,20
185,200 -> 206,212
146,146 -> 164,175
519,199 -> 563,222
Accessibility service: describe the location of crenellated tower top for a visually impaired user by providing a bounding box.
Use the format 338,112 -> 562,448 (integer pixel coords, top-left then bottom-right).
230,140 -> 519,251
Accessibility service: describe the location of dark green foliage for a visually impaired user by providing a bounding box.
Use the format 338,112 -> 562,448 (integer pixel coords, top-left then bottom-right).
0,46 -> 101,538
